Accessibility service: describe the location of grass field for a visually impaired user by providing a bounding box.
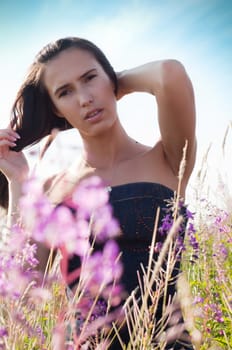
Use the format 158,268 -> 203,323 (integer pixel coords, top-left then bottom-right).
0,127 -> 231,349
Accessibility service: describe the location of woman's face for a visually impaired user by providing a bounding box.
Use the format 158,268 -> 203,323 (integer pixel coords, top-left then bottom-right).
43,48 -> 118,137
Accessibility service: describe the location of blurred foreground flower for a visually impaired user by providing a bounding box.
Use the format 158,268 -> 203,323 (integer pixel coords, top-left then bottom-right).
18,175 -> 125,348
20,176 -> 120,254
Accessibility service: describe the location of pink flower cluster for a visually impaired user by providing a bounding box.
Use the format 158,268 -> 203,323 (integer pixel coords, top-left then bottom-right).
0,223 -> 38,299
20,176 -> 120,256
19,175 -> 124,322
19,175 -> 124,294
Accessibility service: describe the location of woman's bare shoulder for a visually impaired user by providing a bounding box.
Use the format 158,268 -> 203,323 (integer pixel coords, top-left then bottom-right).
43,172 -> 64,192
43,171 -> 73,204
42,159 -> 91,204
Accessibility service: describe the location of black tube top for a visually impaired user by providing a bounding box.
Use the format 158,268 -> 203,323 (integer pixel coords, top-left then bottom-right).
68,182 -> 183,294
66,182 -> 193,349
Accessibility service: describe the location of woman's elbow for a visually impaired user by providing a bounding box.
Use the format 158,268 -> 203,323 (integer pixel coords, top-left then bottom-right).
161,59 -> 191,89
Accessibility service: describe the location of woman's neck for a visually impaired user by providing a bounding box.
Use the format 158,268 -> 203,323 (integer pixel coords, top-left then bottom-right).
81,124 -> 135,169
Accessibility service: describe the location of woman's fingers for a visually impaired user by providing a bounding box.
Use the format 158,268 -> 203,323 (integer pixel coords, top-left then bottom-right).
0,139 -> 17,147
0,129 -> 20,141
0,129 -> 20,157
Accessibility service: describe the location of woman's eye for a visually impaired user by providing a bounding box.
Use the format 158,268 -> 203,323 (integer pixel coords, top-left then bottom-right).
59,89 -> 71,98
86,74 -> 97,82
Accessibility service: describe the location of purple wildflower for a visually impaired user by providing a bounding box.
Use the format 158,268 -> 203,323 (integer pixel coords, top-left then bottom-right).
0,326 -> 8,337
159,213 -> 173,236
18,175 -> 125,347
20,178 -> 53,237
72,176 -> 109,218
82,240 -> 123,295
0,267 -> 31,299
186,213 -> 199,257
20,176 -> 120,256
193,296 -> 204,304
91,204 -> 120,242
185,207 -> 195,220
214,210 -> 230,234
219,243 -> 228,257
154,242 -> 163,253
22,242 -> 39,268
209,303 -> 224,323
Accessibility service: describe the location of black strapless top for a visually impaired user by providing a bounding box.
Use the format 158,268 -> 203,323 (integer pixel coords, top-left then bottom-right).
68,182 -> 182,293
67,182 -> 193,349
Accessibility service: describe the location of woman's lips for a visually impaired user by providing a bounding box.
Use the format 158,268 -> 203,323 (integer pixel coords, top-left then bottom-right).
84,109 -> 103,122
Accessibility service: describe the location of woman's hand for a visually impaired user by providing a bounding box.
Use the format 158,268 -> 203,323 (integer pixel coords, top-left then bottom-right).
0,128 -> 29,183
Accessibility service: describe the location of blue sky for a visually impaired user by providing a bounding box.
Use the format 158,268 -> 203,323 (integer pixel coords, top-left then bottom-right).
0,0 -> 232,201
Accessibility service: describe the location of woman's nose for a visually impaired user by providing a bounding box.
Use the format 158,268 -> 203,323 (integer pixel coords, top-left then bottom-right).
78,90 -> 93,107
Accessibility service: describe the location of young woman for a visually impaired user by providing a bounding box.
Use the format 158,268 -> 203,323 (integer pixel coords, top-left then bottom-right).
0,37 -> 196,348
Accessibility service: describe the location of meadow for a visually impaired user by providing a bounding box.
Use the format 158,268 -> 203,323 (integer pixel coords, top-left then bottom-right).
0,126 -> 231,349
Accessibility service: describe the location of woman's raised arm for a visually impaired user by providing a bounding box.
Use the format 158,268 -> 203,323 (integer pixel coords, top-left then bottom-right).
0,128 -> 51,273
117,60 -> 196,183
0,128 -> 29,224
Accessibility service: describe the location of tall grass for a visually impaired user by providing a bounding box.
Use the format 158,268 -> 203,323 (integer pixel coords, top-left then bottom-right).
181,123 -> 232,349
0,126 -> 231,349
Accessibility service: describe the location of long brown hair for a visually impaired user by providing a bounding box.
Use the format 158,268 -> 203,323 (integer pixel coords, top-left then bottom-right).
0,37 -> 118,209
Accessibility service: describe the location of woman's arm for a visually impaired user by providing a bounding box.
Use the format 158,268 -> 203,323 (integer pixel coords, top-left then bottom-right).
117,60 -> 196,183
0,128 -> 51,272
0,129 -> 28,225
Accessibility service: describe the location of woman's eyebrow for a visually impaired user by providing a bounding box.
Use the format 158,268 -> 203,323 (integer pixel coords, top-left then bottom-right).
54,68 -> 97,96
80,68 -> 97,79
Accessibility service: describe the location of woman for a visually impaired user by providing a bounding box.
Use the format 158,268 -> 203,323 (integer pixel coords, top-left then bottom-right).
0,37 -> 196,348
